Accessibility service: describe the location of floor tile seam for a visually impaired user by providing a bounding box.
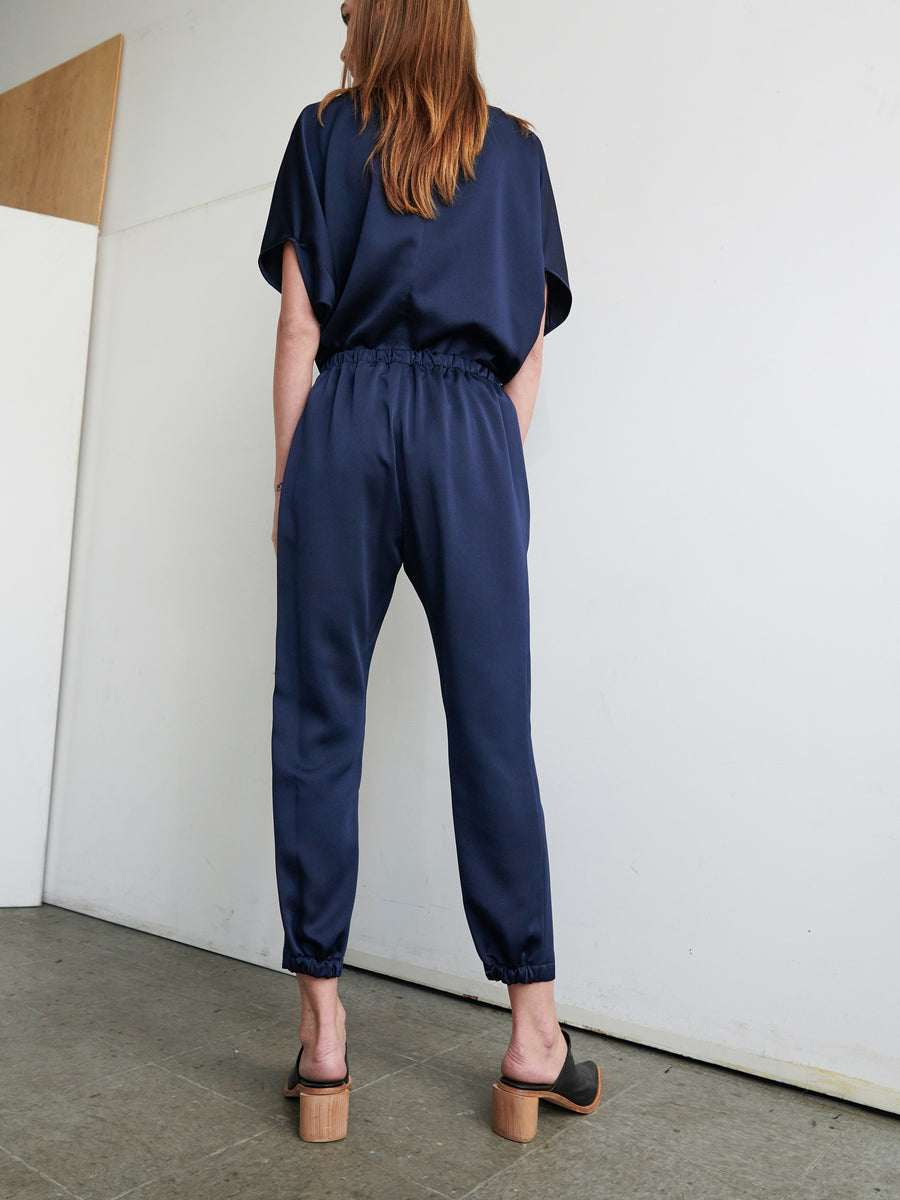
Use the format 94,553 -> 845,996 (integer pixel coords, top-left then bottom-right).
0,992 -> 268,1029
146,1019 -> 291,1064
663,1148 -> 777,1200
447,1112 -> 592,1200
7,968 -> 278,1017
397,1039 -> 467,1062
777,1126 -> 858,1200
103,1128 -> 277,1200
454,1129 -> 567,1200
10,1048 -> 264,1108
0,1055 -> 278,1123
579,1076 -> 644,1121
420,1024 -> 509,1054
150,1065 -> 290,1121
582,1104 -> 843,1190
0,1143 -> 80,1197
0,1059 -> 153,1114
135,1017 -> 289,1065
429,1027 -> 505,1048
398,1176 -> 454,1200
416,1059 -> 494,1089
595,1112 -> 844,1200
89,969 -> 279,1012
406,1040 -> 474,1068
348,1059 -> 428,1094
474,1119 -> 776,1200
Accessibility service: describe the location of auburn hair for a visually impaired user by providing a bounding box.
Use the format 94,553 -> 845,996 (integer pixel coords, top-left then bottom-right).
319,0 -> 531,219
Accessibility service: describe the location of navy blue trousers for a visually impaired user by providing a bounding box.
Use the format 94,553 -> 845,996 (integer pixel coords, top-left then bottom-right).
272,348 -> 555,985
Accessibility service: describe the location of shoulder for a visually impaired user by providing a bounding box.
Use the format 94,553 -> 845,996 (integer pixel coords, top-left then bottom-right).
487,104 -> 538,141
270,94 -> 362,181
311,90 -> 357,127
486,106 -> 543,158
483,105 -> 544,176
287,92 -> 357,148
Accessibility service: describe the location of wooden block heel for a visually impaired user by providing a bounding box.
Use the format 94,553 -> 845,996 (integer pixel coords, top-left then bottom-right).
284,1042 -> 352,1142
298,1079 -> 351,1142
492,1082 -> 540,1142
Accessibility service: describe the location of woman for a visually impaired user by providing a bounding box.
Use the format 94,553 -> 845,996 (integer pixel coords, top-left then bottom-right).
258,0 -> 600,1143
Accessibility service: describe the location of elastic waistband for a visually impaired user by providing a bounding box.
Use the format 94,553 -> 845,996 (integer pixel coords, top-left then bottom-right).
319,347 -> 502,388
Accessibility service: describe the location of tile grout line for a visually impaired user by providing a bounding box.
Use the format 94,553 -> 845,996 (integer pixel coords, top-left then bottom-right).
581,1075 -> 643,1120
582,1082 -> 853,1200
103,1129 -> 277,1200
0,1143 -> 82,1198
4,1016 -> 296,1111
456,1121 -> 583,1200
777,1119 -> 856,1200
144,1065 -> 289,1122
348,1060 -> 426,1094
682,1107 -> 856,1200
671,1145 -> 775,1200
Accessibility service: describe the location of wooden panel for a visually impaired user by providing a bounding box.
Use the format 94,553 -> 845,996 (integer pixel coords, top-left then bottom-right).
0,35 -> 123,226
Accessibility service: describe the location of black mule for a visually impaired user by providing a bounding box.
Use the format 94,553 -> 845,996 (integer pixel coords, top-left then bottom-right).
492,1027 -> 601,1142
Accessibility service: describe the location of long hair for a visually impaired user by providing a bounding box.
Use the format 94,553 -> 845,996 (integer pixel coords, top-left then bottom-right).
319,0 -> 531,219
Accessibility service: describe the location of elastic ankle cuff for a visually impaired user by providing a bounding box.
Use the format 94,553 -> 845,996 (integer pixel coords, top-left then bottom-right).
484,961 -> 555,985
283,954 -> 343,978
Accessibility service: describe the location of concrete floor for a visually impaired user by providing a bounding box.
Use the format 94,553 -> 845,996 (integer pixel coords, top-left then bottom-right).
0,905 -> 896,1200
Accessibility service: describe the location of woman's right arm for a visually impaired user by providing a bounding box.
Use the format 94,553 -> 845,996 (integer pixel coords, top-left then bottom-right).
503,279 -> 549,444
272,241 -> 320,554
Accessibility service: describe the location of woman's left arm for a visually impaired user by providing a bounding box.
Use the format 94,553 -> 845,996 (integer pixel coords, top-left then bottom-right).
502,280 -> 548,444
272,241 -> 321,554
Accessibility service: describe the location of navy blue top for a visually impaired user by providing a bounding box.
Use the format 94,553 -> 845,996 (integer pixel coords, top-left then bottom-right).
258,92 -> 571,385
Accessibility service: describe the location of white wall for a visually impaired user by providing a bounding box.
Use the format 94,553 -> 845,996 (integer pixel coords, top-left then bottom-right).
3,0 -> 898,1113
0,207 -> 97,905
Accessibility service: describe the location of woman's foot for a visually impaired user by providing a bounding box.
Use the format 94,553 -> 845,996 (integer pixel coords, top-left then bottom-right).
296,973 -> 348,1082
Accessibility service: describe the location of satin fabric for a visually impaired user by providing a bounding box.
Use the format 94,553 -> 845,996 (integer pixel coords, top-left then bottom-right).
271,350 -> 554,984
258,93 -> 571,384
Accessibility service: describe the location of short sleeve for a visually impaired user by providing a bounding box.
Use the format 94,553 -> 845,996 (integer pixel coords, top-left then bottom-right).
536,140 -> 573,335
258,106 -> 336,324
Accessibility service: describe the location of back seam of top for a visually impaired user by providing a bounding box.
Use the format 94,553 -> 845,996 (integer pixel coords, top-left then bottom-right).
398,219 -> 426,341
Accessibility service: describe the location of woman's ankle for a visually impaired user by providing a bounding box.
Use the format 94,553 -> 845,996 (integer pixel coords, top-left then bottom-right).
502,979 -> 566,1081
507,981 -> 558,1038
296,975 -> 346,1045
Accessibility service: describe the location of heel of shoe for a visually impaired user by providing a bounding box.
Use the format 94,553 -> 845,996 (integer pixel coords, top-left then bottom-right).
299,1083 -> 350,1142
492,1082 -> 539,1143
